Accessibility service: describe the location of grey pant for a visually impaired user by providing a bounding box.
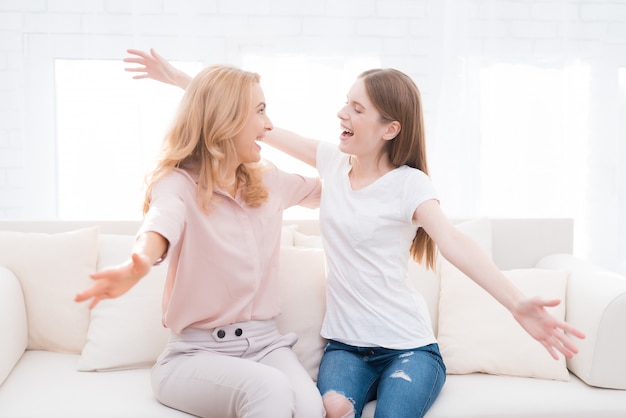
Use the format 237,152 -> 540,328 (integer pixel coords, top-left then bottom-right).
151,319 -> 325,418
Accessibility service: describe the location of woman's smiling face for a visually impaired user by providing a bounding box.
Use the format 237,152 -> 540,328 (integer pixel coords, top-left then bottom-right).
232,82 -> 273,165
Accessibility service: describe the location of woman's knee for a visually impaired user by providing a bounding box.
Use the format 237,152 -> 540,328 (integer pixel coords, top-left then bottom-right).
154,360 -> 296,417
249,367 -> 295,404
323,391 -> 355,418
292,381 -> 325,418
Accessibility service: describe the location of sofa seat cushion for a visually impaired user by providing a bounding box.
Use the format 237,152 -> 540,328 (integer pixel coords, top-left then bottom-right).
0,351 -> 190,418
361,373 -> 626,418
3,353 -> 626,418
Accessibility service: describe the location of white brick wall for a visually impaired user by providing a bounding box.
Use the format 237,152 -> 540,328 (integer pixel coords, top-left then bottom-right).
0,0 -> 625,270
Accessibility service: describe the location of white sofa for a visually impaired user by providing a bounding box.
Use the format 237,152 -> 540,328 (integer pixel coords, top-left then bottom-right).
1,218 -> 625,418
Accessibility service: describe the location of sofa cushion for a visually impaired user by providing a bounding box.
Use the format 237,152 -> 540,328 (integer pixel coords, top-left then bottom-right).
276,246 -> 327,381
0,267 -> 28,386
427,217 -> 493,333
294,229 -> 323,248
281,224 -> 298,246
437,262 -> 569,381
0,351 -> 189,418
0,227 -> 99,353
78,234 -> 169,371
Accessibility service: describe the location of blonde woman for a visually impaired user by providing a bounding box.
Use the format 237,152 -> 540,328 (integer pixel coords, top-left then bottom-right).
76,65 -> 324,418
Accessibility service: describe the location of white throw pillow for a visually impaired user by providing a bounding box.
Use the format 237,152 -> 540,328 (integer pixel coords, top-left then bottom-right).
77,234 -> 169,371
437,261 -> 569,381
276,246 -> 327,381
410,217 -> 493,335
293,230 -> 323,248
0,227 -> 99,353
281,224 -> 298,246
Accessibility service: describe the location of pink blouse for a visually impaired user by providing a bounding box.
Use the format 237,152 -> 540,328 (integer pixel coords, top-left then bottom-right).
139,164 -> 321,334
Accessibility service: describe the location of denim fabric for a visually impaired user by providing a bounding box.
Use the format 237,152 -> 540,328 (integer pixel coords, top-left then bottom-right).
317,340 -> 446,418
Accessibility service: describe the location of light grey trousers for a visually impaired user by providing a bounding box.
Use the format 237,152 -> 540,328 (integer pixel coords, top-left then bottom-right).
151,319 -> 325,418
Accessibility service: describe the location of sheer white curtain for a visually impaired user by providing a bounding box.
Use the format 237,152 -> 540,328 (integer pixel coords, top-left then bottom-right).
422,1 -> 625,272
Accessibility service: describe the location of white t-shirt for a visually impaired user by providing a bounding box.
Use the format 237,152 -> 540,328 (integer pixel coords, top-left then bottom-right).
317,142 -> 438,349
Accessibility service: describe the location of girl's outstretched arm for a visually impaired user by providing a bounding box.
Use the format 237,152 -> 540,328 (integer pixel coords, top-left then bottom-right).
264,127 -> 320,168
124,48 -> 192,89
124,48 -> 321,167
414,199 -> 586,360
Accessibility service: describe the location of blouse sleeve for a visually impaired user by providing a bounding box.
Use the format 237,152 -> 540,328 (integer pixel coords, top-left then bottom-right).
137,172 -> 187,262
266,162 -> 321,210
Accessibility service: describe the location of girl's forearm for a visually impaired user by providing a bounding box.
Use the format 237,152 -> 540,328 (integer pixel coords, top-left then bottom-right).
265,127 -> 320,168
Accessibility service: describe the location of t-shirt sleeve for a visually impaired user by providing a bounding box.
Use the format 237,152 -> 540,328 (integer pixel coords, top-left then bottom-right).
403,169 -> 439,222
316,141 -> 344,180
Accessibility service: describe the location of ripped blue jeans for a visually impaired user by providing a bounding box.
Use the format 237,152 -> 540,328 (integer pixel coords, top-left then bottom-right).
317,340 -> 446,418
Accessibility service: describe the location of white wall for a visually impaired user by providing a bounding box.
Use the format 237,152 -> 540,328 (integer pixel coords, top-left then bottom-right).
0,0 -> 625,271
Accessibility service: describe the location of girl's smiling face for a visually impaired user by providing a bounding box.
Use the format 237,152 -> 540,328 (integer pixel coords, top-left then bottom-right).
336,78 -> 397,159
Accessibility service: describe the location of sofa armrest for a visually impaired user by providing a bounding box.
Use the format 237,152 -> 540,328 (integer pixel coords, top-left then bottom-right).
0,266 -> 28,386
536,254 -> 626,389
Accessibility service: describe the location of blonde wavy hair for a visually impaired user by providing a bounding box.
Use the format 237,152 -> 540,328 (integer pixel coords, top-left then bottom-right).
359,68 -> 437,270
143,65 -> 268,214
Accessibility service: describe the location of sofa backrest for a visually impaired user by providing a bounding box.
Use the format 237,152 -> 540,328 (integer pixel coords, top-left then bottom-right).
0,218 -> 573,271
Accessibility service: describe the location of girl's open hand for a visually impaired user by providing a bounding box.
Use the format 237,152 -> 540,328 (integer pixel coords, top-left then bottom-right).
124,48 -> 191,88
512,297 -> 586,360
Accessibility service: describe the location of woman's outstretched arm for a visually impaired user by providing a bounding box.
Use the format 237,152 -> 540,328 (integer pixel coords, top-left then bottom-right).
75,231 -> 168,309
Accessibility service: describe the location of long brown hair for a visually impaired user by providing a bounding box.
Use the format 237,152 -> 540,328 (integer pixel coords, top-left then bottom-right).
143,65 -> 268,214
359,68 -> 437,270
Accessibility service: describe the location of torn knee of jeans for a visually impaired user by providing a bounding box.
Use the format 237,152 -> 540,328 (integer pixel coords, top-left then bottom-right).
322,390 -> 355,418
390,370 -> 412,382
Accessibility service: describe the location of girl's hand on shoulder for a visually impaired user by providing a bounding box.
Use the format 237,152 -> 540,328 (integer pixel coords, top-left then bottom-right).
512,297 -> 586,360
74,253 -> 151,309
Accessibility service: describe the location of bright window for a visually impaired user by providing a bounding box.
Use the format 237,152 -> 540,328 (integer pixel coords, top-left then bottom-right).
477,61 -> 591,256
478,61 -> 590,215
55,59 -> 202,220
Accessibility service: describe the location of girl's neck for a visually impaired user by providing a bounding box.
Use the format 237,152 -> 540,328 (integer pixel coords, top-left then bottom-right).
349,153 -> 394,190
